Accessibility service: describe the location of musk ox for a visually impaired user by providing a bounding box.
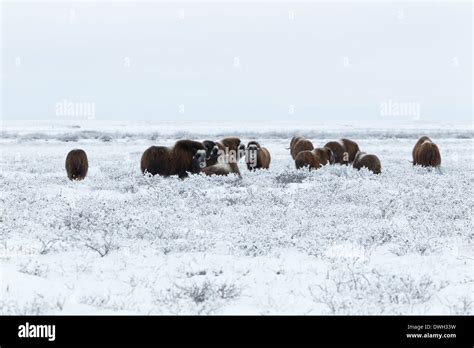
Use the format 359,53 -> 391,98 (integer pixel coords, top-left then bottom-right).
215,137 -> 246,163
290,136 -> 302,150
65,149 -> 89,181
353,151 -> 381,174
290,136 -> 314,160
323,140 -> 348,164
412,136 -> 441,167
200,137 -> 245,177
324,139 -> 359,164
295,147 -> 334,170
323,139 -> 359,164
201,162 -> 241,177
203,140 -> 220,166
340,138 -> 360,163
246,141 -> 271,170
140,140 -> 208,178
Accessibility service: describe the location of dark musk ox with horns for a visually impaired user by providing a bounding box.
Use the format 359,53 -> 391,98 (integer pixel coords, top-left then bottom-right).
65,149 -> 89,181
412,136 -> 441,167
246,141 -> 271,171
140,140 -> 210,178
200,137 -> 245,177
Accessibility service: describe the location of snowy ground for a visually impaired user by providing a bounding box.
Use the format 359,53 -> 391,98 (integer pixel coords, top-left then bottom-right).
0,121 -> 473,314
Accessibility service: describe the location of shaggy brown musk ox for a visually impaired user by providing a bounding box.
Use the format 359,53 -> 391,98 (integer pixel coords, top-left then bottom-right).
340,138 -> 360,163
323,138 -> 359,164
295,147 -> 334,170
215,137 -> 246,163
201,162 -> 241,177
353,151 -> 382,174
65,149 -> 89,181
290,136 -> 314,160
201,137 -> 245,177
412,136 -> 441,167
323,140 -> 347,164
246,141 -> 271,170
140,140 -> 207,178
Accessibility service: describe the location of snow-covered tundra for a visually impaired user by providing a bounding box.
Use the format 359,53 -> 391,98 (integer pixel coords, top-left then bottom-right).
0,122 -> 472,314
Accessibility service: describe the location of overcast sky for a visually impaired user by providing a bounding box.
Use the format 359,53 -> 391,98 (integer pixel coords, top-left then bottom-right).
1,1 -> 472,124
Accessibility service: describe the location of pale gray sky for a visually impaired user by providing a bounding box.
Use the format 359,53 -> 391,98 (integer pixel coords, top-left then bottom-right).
1,1 -> 472,124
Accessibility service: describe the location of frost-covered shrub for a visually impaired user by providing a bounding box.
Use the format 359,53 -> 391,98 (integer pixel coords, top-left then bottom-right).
0,135 -> 472,314
18,260 -> 49,278
310,265 -> 448,314
446,296 -> 472,315
154,280 -> 241,314
274,169 -> 307,185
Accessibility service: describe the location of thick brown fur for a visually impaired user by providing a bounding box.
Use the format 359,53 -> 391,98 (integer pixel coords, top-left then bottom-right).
140,140 -> 206,178
246,141 -> 271,171
353,151 -> 381,174
290,137 -> 314,160
200,137 -> 244,177
412,136 -> 431,161
339,138 -> 360,163
203,140 -> 220,166
218,137 -> 244,152
324,141 -> 348,164
412,136 -> 441,167
290,136 -> 302,150
295,147 -> 334,170
65,149 -> 88,181
216,137 -> 246,162
201,162 -> 241,177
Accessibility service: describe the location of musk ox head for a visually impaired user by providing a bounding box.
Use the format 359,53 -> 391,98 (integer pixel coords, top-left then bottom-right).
246,141 -> 260,168
314,147 -> 335,166
322,146 -> 336,164
203,140 -> 220,166
192,149 -> 208,171
219,137 -> 245,162
324,141 -> 347,164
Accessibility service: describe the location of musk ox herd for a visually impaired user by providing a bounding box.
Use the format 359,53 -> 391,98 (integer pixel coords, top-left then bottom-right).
64,136 -> 441,181
291,136 -> 382,174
